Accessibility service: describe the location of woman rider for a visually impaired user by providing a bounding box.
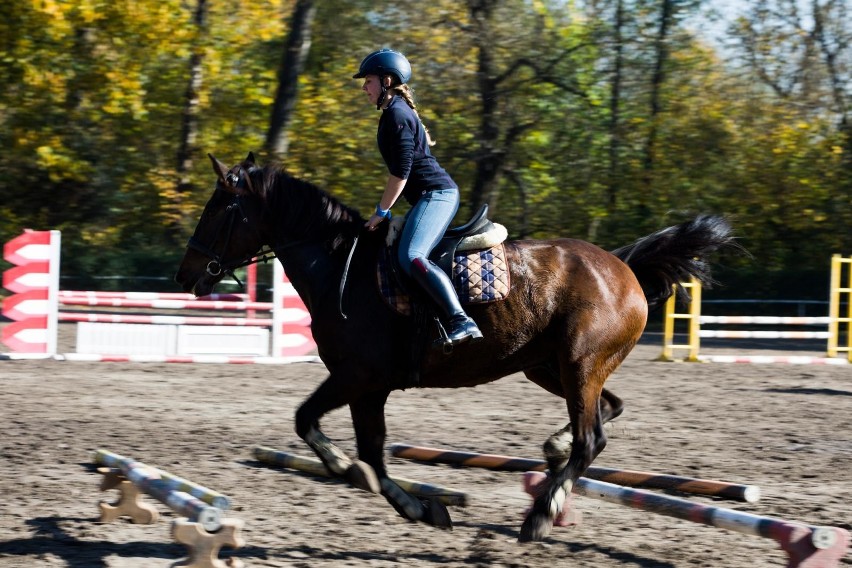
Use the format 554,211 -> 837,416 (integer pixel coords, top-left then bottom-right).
355,48 -> 483,346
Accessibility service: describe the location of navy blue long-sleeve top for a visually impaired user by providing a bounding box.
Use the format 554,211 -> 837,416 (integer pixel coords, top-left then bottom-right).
377,96 -> 457,205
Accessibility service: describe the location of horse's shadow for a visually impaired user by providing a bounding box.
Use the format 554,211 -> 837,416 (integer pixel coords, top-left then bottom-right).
453,521 -> 678,567
0,516 -> 266,568
765,386 -> 852,397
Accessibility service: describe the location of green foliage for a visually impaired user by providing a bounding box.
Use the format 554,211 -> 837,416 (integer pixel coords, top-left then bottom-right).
0,0 -> 849,300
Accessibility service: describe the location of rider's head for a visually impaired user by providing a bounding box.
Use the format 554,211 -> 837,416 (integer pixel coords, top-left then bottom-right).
353,48 -> 412,85
353,49 -> 412,110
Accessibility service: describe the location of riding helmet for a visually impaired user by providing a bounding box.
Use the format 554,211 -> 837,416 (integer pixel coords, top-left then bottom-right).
352,48 -> 412,85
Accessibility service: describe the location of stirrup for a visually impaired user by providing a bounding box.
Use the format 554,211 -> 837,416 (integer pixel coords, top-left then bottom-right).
433,316 -> 454,355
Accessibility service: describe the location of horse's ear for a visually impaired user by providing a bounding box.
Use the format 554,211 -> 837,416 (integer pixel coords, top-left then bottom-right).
209,154 -> 229,183
245,152 -> 256,166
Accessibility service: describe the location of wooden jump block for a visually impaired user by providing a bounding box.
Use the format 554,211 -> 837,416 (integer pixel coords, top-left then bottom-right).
172,518 -> 246,568
525,471 -> 850,568
95,456 -> 246,568
97,467 -> 159,525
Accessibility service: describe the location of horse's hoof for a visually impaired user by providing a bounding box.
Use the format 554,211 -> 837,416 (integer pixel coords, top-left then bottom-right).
518,511 -> 553,542
345,460 -> 381,493
421,498 -> 452,530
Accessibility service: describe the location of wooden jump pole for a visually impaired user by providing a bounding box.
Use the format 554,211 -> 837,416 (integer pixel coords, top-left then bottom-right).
95,449 -> 232,510
389,443 -> 760,503
525,471 -> 849,568
93,450 -> 223,532
253,446 -> 469,507
93,450 -> 244,568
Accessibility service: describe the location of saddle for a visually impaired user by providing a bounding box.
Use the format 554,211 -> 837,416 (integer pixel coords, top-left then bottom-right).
379,204 -> 511,317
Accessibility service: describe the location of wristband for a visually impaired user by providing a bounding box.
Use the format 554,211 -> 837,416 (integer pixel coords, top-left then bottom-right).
375,204 -> 392,219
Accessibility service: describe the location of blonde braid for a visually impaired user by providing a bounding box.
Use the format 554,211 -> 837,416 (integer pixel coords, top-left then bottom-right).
391,83 -> 436,146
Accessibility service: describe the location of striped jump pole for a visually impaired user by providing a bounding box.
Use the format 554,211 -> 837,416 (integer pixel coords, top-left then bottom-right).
389,444 -> 760,503
59,291 -> 248,301
253,446 -> 469,507
60,297 -> 272,311
59,312 -> 271,326
525,471 -> 849,568
93,449 -> 225,531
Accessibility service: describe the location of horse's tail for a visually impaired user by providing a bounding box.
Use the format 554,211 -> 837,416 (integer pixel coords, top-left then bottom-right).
611,214 -> 741,310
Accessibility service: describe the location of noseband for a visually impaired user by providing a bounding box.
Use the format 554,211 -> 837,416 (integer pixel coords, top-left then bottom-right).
187,172 -> 275,288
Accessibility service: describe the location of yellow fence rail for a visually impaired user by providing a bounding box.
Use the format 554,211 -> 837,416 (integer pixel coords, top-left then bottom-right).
827,254 -> 852,362
660,255 -> 851,362
658,277 -> 701,362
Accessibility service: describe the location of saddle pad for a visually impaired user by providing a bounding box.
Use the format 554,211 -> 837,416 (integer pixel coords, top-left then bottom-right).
377,244 -> 511,316
453,245 -> 511,303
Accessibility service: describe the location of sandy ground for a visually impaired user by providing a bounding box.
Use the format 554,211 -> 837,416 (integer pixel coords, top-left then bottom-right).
1,327 -> 851,567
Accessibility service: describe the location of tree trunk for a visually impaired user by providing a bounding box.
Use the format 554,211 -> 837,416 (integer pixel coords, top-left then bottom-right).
468,0 -> 503,215
176,0 -> 207,196
641,0 -> 674,193
607,0 -> 625,210
264,0 -> 317,159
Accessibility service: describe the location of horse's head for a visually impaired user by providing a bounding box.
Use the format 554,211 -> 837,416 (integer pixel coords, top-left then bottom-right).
174,152 -> 268,296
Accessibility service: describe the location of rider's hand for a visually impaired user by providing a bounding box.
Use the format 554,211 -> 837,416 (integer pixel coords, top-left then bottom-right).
365,214 -> 385,231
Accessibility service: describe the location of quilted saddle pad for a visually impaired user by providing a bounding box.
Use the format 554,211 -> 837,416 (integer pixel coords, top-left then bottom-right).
377,244 -> 511,316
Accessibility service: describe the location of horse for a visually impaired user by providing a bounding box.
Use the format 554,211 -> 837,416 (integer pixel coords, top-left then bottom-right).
175,152 -> 738,542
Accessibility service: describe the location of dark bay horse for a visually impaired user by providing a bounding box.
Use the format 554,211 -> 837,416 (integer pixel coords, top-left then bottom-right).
175,152 -> 737,542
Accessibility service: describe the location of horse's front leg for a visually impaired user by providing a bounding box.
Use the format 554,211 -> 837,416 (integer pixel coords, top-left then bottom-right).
350,390 -> 452,530
294,375 -> 380,493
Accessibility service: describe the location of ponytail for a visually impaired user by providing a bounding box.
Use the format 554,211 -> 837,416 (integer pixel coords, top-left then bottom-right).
391,83 -> 436,147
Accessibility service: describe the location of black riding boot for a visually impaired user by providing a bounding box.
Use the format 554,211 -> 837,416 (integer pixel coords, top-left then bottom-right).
410,259 -> 484,345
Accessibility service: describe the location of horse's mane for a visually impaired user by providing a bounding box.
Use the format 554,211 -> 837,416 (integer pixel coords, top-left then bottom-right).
254,164 -> 364,250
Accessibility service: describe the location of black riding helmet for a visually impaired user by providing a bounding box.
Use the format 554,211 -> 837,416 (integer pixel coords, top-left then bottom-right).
353,48 -> 412,85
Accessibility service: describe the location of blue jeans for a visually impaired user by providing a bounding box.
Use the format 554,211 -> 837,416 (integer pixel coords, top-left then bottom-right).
397,188 -> 460,276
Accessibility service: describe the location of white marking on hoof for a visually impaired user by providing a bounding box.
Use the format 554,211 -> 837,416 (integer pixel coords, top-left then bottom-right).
380,478 -> 423,520
550,487 -> 567,518
305,427 -> 351,475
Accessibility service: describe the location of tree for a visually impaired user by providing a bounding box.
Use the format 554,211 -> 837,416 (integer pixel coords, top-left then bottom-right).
173,0 -> 209,243
264,0 -> 317,159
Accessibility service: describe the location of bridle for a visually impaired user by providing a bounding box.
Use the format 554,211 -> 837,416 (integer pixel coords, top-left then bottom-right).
186,169 -> 275,289
187,161 -> 360,318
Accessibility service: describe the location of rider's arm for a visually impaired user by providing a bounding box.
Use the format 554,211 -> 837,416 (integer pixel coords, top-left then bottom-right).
366,175 -> 406,230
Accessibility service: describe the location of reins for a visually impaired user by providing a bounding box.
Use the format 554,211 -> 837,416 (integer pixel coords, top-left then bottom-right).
338,234 -> 359,320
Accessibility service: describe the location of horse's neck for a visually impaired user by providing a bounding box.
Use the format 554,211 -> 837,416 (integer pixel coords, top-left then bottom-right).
268,175 -> 359,315
274,235 -> 350,317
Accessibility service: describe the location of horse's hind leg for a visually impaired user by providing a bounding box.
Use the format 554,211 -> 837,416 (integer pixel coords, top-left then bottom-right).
600,387 -> 625,423
523,360 -> 624,475
349,391 -> 452,529
520,357 -> 613,542
294,375 -> 380,493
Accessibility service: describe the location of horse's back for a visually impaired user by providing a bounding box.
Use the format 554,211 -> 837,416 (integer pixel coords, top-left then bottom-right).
421,237 -> 645,387
505,237 -> 647,318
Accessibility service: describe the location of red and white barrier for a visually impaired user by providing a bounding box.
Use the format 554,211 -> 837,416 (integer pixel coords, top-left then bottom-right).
1,230 -> 61,353
272,261 -> 315,357
1,229 -> 317,362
